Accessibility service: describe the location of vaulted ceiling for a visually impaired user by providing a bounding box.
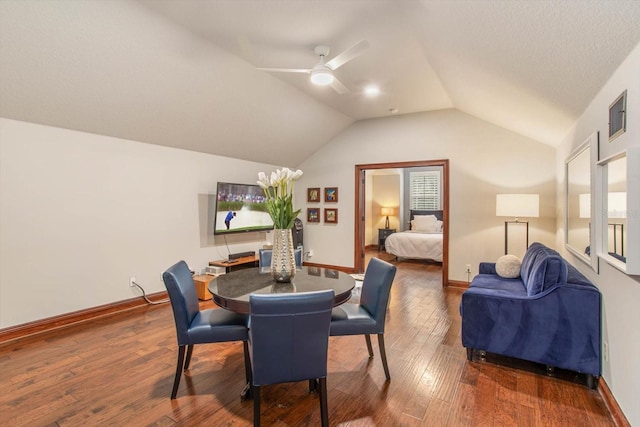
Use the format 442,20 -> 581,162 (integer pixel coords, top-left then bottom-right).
1,0 -> 640,166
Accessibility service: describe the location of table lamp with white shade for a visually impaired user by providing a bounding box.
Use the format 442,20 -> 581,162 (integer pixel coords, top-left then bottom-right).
381,207 -> 394,229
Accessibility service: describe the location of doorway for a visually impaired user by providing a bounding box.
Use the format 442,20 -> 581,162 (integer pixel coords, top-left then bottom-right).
354,159 -> 449,286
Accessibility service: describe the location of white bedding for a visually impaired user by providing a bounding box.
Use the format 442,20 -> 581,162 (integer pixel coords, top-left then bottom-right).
384,231 -> 443,262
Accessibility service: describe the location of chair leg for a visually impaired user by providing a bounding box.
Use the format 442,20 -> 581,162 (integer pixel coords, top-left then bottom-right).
377,334 -> 391,381
243,341 -> 251,383
184,344 -> 194,371
319,377 -> 329,427
171,345 -> 187,399
253,385 -> 261,427
364,334 -> 374,357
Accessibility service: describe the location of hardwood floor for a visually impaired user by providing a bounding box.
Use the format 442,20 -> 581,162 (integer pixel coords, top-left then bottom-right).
0,251 -> 615,426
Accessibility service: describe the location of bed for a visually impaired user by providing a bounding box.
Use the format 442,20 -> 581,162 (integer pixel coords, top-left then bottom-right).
384,210 -> 443,262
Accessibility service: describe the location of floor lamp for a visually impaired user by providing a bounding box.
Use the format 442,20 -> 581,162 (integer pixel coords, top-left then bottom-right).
496,194 -> 539,255
607,192 -> 626,258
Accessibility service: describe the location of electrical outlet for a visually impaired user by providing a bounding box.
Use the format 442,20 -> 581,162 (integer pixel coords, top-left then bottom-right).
129,276 -> 136,287
308,249 -> 314,258
603,341 -> 609,362
465,264 -> 471,273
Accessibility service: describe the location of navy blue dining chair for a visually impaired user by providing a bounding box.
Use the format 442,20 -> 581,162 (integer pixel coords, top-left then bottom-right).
329,257 -> 397,380
162,260 -> 250,399
248,290 -> 334,427
258,248 -> 303,267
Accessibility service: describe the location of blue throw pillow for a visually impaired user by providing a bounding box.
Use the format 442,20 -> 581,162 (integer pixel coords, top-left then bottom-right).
525,254 -> 568,296
520,242 -> 546,283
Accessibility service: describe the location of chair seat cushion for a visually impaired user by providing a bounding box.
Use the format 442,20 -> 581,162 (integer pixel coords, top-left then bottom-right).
330,303 -> 378,336
187,308 -> 248,344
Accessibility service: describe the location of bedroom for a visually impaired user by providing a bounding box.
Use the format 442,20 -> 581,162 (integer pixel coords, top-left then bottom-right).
363,165 -> 445,268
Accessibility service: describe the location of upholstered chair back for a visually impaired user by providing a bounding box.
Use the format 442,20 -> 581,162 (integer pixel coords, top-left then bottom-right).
162,260 -> 201,345
249,290 -> 334,386
360,257 -> 397,333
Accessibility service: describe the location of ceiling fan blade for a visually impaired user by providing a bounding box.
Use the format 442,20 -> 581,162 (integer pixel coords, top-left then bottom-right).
257,68 -> 311,74
326,40 -> 370,70
329,77 -> 350,95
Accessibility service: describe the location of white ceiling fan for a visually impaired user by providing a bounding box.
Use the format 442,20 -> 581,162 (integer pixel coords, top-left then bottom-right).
257,40 -> 370,94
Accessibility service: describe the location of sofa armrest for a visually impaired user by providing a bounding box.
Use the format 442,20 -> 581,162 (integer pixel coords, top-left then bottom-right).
460,284 -> 601,376
479,262 -> 497,275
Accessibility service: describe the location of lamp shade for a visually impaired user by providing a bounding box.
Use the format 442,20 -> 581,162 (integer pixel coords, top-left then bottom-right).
608,192 -> 627,218
579,193 -> 591,219
381,207 -> 394,216
310,66 -> 334,85
496,194 -> 540,218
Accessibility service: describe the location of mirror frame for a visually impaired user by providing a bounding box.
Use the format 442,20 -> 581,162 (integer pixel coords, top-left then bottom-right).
596,147 -> 640,275
565,132 -> 598,271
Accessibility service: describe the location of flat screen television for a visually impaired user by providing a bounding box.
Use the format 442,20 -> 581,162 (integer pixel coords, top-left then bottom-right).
213,181 -> 274,235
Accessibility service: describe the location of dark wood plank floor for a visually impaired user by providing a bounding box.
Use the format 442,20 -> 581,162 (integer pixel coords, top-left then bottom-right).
0,251 -> 614,426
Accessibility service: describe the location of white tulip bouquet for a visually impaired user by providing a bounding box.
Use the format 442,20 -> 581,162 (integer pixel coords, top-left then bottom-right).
257,167 -> 303,229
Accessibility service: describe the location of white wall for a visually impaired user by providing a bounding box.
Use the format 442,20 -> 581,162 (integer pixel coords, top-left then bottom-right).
0,118 -> 277,328
555,42 -> 640,426
296,109 -> 556,280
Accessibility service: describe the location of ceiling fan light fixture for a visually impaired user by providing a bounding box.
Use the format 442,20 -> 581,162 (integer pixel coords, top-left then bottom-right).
365,85 -> 380,96
310,67 -> 334,86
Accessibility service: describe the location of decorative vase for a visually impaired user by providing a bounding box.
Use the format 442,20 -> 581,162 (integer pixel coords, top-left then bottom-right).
271,228 -> 296,283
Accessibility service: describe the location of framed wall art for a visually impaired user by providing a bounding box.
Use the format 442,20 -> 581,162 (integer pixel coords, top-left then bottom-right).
307,208 -> 320,223
307,187 -> 320,202
324,187 -> 338,202
324,208 -> 338,224
609,90 -> 627,142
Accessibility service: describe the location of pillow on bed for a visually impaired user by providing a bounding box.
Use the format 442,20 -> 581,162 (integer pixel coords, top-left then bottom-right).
496,255 -> 522,279
413,215 -> 437,222
412,215 -> 437,230
412,217 -> 440,232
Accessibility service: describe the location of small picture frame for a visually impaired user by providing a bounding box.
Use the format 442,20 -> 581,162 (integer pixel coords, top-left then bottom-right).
324,187 -> 338,202
609,90 -> 627,141
307,208 -> 320,223
307,187 -> 320,202
324,208 -> 338,224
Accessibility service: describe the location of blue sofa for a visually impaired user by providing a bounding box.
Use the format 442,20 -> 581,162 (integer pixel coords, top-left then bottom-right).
460,242 -> 601,388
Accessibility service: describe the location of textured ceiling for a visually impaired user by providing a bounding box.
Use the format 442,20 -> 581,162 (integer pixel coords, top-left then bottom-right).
2,0 -> 640,166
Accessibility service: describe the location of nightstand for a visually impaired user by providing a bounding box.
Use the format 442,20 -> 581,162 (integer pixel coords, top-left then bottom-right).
378,228 -> 396,251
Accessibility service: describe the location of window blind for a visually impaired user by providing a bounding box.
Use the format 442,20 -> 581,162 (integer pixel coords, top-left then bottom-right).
410,171 -> 441,210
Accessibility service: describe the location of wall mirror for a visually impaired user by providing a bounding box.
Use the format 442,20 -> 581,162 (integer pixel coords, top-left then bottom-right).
599,153 -> 629,271
597,148 -> 639,275
565,132 -> 598,271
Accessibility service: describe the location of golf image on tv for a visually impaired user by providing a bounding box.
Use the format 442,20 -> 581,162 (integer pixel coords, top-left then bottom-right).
213,182 -> 274,235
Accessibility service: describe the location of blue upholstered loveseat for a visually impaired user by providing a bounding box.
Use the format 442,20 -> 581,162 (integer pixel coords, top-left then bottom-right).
460,242 -> 601,388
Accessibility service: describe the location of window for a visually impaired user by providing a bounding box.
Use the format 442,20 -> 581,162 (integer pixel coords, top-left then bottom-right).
410,171 -> 441,210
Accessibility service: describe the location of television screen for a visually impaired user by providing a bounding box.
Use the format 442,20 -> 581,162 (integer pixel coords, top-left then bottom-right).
213,182 -> 274,235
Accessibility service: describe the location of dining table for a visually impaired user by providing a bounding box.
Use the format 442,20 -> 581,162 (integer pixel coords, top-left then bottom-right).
208,266 -> 356,314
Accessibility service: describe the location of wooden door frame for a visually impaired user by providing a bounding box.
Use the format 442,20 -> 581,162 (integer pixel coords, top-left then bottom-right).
354,159 -> 449,286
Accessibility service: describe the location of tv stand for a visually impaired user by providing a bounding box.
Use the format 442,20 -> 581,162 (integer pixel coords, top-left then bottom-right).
209,255 -> 259,273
